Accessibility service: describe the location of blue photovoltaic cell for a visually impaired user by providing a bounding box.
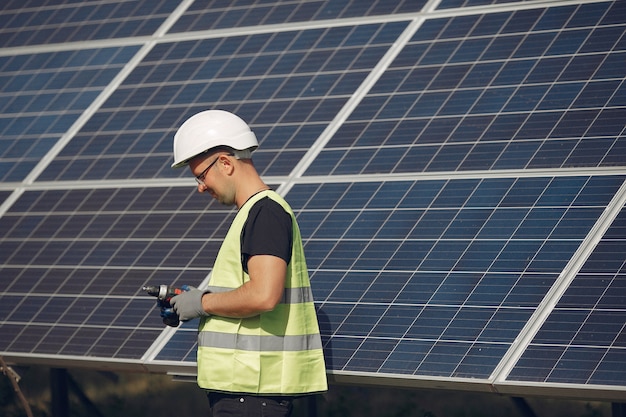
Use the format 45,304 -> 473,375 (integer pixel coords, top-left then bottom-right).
0,0 -> 178,47
0,46 -> 139,182
156,175 -> 626,378
168,0 -> 426,33
307,2 -> 626,176
0,186 -> 234,359
38,22 -> 408,181
150,321 -> 199,363
508,207 -> 626,386
0,295 -> 160,359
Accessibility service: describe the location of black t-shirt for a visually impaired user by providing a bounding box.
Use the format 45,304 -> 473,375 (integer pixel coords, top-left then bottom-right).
241,196 -> 293,274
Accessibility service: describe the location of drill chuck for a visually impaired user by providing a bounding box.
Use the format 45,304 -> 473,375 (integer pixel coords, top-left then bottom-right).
142,284 -> 183,304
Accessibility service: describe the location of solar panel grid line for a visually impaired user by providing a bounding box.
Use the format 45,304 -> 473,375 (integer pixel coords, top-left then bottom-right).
506,202 -> 626,388
356,198 -> 495,375
33,19 -> 420,181
310,184 -> 395,337
0,262 -> 217,274
316,180 -> 478,373
0,2 -> 517,60
169,12 -> 426,44
5,298 -> 133,353
491,178 -> 626,383
289,168 -> 626,188
434,0 -> 608,17
2,165 -> 626,195
450,8 -> 566,165
0,177 -> 191,191
168,0 -> 432,33
315,1 -> 625,176
294,174 -> 622,376
545,296 -> 623,386
0,0 -> 600,58
0,13 -> 399,59
0,34 -> 155,59
365,177 -> 536,376
0,1 -> 194,214
0,0 -> 181,49
518,4 -> 614,168
389,11 -> 518,174
141,318 -> 190,364
338,19 -> 475,175
232,39 -> 338,131
281,18 -> 424,189
27,295 -> 134,357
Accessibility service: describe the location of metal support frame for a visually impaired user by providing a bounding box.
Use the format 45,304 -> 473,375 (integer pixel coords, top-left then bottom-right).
613,403 -> 626,417
50,368 -> 69,417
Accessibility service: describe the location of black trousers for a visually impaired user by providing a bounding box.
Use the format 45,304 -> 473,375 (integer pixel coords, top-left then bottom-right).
207,392 -> 294,417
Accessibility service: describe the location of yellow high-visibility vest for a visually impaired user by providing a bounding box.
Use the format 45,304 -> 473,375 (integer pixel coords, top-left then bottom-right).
196,190 -> 328,395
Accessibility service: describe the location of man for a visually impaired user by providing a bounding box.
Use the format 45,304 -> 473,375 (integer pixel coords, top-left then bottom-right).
167,110 -> 327,417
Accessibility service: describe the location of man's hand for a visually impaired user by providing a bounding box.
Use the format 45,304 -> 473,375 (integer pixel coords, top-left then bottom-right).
159,306 -> 180,327
170,286 -> 211,322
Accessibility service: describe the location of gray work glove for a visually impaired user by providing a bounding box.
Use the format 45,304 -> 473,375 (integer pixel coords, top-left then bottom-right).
170,286 -> 211,322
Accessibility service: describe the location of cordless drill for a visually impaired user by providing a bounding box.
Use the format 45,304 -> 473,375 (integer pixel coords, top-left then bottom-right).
143,284 -> 185,327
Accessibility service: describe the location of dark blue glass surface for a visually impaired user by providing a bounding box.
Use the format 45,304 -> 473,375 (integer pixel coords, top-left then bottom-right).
39,22 -> 408,181
169,0 -> 426,33
509,207 -> 626,386
0,0 -> 177,47
0,46 -> 139,182
308,1 -> 626,175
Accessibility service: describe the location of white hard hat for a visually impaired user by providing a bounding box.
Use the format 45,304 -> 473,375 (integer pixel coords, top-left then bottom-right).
171,110 -> 258,168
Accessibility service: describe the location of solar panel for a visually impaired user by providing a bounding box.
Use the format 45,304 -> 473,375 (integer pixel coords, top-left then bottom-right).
507,204 -> 626,387
154,175 -> 626,380
0,186 -> 220,362
438,0 -> 535,9
1,0 -> 625,401
0,0 -> 177,48
168,0 -> 426,33
306,2 -> 626,176
0,46 -> 139,182
38,22 -> 409,181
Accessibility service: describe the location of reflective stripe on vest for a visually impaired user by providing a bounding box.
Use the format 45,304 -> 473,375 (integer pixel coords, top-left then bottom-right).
198,331 -> 323,351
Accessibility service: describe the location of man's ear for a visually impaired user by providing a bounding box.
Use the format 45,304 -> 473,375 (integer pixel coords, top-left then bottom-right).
219,154 -> 236,174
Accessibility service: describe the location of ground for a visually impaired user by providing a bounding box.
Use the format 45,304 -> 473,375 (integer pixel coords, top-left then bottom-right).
0,366 -> 612,417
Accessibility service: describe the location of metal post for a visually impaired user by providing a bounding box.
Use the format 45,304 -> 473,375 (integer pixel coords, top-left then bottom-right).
50,368 -> 69,417
510,397 -> 537,417
613,403 -> 626,417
